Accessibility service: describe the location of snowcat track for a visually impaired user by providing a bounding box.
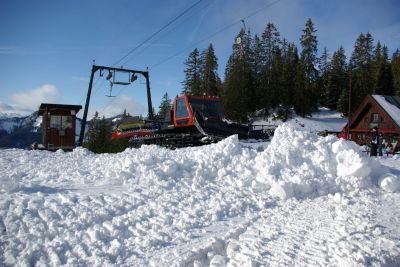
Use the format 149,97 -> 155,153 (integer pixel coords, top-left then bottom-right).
128,132 -> 224,149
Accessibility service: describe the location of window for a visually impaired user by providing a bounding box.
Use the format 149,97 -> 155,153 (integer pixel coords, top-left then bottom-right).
62,116 -> 72,129
50,116 -> 72,130
50,116 -> 61,129
189,98 -> 224,118
371,113 -> 379,123
176,99 -> 189,118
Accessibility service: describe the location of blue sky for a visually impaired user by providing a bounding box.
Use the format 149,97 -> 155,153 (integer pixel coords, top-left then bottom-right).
1,0 -> 399,118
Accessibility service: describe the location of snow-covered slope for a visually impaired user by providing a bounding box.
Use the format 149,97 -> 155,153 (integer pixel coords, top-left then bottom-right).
0,112 -> 40,134
1,123 -> 399,266
254,107 -> 348,133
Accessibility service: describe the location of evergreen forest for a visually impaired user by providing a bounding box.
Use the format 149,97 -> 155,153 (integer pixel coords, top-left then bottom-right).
181,18 -> 400,122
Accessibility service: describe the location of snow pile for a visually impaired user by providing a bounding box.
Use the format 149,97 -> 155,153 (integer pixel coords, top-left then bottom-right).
0,123 -> 399,266
379,173 -> 400,193
254,122 -> 383,199
253,107 -> 348,132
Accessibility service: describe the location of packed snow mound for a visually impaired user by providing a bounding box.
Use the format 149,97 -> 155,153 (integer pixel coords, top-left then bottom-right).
0,124 -> 387,200
253,122 -> 384,199
1,123 -> 400,266
379,173 -> 400,193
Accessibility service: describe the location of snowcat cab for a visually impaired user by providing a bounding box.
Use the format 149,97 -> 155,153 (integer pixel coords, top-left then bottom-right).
171,95 -> 250,140
173,95 -> 224,128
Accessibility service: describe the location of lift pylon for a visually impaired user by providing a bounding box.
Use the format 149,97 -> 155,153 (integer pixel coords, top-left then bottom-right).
78,64 -> 154,147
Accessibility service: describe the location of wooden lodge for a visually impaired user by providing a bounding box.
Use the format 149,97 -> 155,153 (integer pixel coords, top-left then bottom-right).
346,95 -> 400,152
37,103 -> 82,151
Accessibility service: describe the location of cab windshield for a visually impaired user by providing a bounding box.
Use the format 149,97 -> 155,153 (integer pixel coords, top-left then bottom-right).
188,98 -> 224,119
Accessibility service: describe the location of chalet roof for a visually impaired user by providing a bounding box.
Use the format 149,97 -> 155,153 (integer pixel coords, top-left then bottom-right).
372,95 -> 400,128
38,103 -> 82,115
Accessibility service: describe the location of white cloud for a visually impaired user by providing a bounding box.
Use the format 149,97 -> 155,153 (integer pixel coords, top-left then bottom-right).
97,95 -> 146,118
0,102 -> 33,117
11,84 -> 62,111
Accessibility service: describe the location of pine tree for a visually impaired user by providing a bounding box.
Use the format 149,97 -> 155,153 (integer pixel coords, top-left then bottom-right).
279,42 -> 298,120
392,49 -> 400,96
97,116 -> 112,153
84,112 -> 112,153
293,62 -> 309,116
85,111 -> 100,152
200,44 -> 220,96
122,109 -> 128,118
223,29 -> 254,122
260,23 -> 281,110
373,41 -> 383,88
250,34 -> 264,110
182,48 -> 202,95
349,32 -> 375,113
157,93 -> 172,121
319,47 -> 331,107
269,46 -> 284,110
329,47 -> 348,111
261,22 -> 281,70
296,18 -> 319,116
375,45 -> 394,95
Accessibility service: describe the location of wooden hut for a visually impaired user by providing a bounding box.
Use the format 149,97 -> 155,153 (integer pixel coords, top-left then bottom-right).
346,95 -> 400,152
38,103 -> 82,151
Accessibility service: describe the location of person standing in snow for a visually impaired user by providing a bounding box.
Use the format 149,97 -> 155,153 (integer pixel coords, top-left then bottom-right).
378,133 -> 384,156
370,127 -> 379,157
339,127 -> 348,139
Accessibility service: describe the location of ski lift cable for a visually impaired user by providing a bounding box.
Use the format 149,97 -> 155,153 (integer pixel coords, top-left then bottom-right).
120,0 -> 215,67
111,0 -> 204,68
97,0 -> 208,117
150,0 -> 282,70
83,0 -> 211,119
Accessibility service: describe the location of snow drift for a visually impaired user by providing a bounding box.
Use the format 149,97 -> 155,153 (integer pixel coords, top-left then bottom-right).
0,123 -> 399,266
255,122 -> 384,199
1,123 -> 387,198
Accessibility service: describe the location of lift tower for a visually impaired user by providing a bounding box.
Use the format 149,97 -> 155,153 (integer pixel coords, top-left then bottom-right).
78,64 -> 154,147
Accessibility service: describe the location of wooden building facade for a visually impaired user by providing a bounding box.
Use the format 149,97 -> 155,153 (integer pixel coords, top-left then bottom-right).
347,95 -> 400,149
38,103 -> 82,151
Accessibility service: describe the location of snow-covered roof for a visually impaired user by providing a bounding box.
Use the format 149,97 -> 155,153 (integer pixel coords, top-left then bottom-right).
372,95 -> 400,128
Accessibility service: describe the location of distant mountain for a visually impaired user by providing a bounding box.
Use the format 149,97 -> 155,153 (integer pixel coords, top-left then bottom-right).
0,112 -> 42,148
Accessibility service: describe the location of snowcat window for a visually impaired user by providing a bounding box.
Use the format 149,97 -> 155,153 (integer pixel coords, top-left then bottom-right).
189,99 -> 224,118
176,99 -> 189,118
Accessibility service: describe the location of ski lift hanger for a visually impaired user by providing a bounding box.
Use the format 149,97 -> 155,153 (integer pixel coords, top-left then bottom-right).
103,68 -> 139,97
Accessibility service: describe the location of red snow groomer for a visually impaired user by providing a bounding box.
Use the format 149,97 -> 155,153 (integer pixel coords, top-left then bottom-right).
112,95 -> 270,148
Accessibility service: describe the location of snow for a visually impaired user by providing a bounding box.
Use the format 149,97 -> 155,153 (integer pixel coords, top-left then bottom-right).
1,123 -> 400,266
33,116 -> 42,132
253,107 -> 348,133
373,95 -> 400,128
